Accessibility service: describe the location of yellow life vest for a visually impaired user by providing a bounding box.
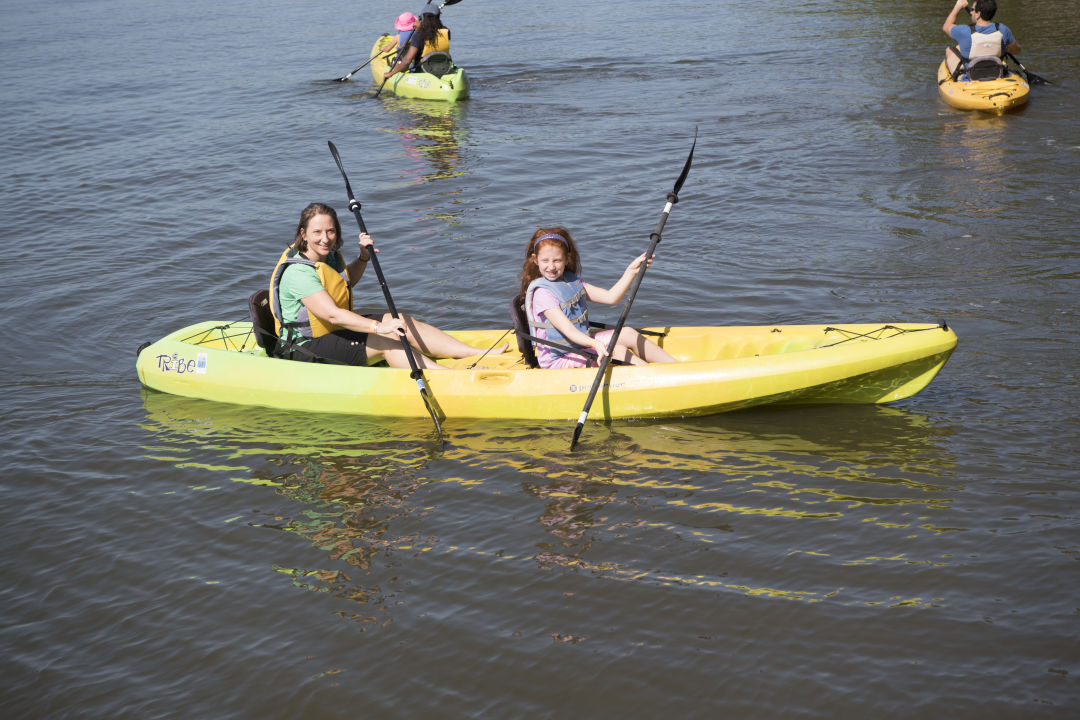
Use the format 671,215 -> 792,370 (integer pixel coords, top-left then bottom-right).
269,246 -> 352,340
423,28 -> 450,55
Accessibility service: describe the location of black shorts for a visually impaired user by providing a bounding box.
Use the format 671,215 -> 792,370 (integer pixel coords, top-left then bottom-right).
284,315 -> 381,366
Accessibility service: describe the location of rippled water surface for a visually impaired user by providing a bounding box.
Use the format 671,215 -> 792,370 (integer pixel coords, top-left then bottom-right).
2,0 -> 1078,717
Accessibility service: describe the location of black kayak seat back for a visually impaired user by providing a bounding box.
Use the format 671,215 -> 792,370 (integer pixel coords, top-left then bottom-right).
248,288 -> 279,357
967,56 -> 1006,81
419,51 -> 454,78
510,293 -> 540,369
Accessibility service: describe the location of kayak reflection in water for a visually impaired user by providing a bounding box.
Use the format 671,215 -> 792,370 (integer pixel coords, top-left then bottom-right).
269,202 -> 502,368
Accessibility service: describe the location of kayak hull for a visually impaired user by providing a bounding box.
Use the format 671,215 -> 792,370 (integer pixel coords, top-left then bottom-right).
370,34 -> 468,102
937,60 -> 1029,114
136,322 -> 958,421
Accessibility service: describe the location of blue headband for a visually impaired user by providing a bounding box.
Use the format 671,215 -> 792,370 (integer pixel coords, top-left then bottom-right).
532,233 -> 569,250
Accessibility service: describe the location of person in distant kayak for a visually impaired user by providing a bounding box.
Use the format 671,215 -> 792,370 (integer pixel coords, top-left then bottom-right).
382,11 -> 419,56
270,203 -> 499,367
383,4 -> 450,80
518,227 -> 676,369
942,0 -> 1021,77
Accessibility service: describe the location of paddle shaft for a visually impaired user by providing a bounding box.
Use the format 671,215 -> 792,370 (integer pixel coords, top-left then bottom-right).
338,48 -> 393,82
327,141 -> 444,436
569,132 -> 697,450
568,208 -> 669,449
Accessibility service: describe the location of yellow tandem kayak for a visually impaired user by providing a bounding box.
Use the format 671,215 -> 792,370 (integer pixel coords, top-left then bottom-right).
370,34 -> 468,102
135,321 -> 957,421
937,60 -> 1029,114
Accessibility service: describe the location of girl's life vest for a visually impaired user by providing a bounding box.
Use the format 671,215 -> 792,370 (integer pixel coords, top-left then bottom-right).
525,272 -> 590,358
269,247 -> 352,341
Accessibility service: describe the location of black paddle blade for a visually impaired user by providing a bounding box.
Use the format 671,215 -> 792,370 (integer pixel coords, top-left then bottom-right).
570,422 -> 584,450
372,76 -> 390,99
1025,70 -> 1051,86
1006,54 -> 1051,86
672,127 -> 698,198
327,141 -> 356,200
327,141 -> 368,233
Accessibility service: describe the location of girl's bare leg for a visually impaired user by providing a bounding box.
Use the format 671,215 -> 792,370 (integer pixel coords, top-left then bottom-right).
611,345 -> 647,366
618,328 -> 676,363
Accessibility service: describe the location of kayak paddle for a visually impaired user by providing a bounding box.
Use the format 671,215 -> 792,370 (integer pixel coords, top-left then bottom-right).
327,140 -> 445,438
569,129 -> 698,450
1006,53 -> 1051,85
338,48 -> 394,82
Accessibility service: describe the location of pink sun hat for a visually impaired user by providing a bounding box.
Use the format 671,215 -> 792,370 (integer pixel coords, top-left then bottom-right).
394,12 -> 418,31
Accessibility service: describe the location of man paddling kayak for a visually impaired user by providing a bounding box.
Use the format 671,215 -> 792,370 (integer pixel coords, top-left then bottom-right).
943,0 -> 1021,79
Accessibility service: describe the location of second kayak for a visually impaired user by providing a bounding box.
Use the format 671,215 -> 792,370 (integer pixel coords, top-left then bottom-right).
370,34 -> 469,102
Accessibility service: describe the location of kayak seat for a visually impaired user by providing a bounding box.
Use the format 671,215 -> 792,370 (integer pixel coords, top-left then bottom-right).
418,51 -> 454,78
509,294 -> 609,368
967,56 -> 1006,81
248,288 -> 279,357
945,46 -> 1007,82
510,293 -> 541,369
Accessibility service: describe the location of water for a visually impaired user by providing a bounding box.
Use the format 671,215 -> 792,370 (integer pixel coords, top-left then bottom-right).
2,0 -> 1078,716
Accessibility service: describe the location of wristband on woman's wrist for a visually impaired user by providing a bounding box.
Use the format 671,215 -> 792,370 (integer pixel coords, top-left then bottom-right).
371,321 -> 380,334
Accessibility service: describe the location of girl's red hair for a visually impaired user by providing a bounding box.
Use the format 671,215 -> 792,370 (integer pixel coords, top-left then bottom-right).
518,226 -> 581,297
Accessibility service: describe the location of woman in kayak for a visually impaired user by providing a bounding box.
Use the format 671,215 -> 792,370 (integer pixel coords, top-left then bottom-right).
270,202 -> 499,367
383,4 -> 450,80
518,226 -> 675,369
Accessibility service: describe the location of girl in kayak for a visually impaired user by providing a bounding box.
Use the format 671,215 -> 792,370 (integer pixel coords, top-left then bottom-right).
518,227 -> 676,369
382,11 -> 419,55
270,203 -> 501,367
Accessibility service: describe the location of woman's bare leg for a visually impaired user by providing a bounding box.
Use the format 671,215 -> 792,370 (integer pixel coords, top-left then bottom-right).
393,314 -> 505,358
365,332 -> 442,369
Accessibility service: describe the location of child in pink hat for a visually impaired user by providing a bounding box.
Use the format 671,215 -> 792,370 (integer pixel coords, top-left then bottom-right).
384,11 -> 419,54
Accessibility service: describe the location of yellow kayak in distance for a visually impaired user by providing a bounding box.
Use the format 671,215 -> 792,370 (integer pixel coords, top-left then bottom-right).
371,34 -> 468,102
136,321 -> 958,421
937,60 -> 1029,114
